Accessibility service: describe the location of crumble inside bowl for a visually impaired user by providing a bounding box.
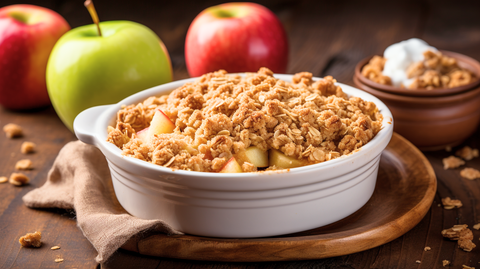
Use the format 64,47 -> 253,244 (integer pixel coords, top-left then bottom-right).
106,68 -> 383,172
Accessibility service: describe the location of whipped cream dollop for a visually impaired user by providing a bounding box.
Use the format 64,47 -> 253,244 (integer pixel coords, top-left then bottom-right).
382,38 -> 438,87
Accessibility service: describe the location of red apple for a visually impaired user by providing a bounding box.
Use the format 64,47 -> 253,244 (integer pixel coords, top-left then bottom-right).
185,2 -> 288,77
219,157 -> 243,173
0,4 -> 70,110
136,127 -> 149,142
147,108 -> 175,138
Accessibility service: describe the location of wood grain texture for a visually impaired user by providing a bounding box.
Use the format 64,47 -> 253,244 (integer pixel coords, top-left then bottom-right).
0,0 -> 478,268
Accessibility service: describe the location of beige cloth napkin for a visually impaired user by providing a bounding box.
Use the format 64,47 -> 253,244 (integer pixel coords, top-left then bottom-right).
22,140 -> 182,263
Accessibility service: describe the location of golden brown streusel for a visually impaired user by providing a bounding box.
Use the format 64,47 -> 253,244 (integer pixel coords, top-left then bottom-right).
362,50 -> 476,89
441,224 -> 476,252
455,146 -> 479,161
21,141 -> 36,154
107,69 -> 383,172
441,197 -> 462,209
442,260 -> 450,267
3,123 -> 23,138
442,156 -> 465,169
15,159 -> 33,170
0,176 -> 7,183
19,231 -> 42,247
9,173 -> 30,186
460,167 -> 480,180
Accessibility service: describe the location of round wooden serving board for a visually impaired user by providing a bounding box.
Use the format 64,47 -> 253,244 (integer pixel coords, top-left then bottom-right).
121,132 -> 437,262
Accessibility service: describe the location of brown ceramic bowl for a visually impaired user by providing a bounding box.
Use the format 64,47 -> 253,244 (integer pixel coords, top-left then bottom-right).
353,51 -> 480,151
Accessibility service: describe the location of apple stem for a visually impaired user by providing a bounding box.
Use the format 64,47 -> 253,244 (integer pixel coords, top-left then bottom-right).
84,0 -> 102,37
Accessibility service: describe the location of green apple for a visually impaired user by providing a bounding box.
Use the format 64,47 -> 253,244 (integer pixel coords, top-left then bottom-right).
46,20 -> 172,131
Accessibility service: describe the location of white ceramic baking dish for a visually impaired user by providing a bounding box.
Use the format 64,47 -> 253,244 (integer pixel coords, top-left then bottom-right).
74,74 -> 394,238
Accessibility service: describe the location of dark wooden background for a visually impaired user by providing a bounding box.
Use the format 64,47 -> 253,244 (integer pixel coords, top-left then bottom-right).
0,0 -> 479,268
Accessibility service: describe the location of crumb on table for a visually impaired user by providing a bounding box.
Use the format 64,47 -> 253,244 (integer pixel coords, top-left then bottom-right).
442,155 -> 465,169
21,141 -> 36,154
441,197 -> 462,209
19,231 -> 42,248
460,167 -> 480,180
15,159 -> 33,170
0,176 -> 7,183
455,146 -> 479,161
424,246 -> 431,251
9,173 -> 30,186
441,224 -> 476,252
442,260 -> 450,267
3,123 -> 23,138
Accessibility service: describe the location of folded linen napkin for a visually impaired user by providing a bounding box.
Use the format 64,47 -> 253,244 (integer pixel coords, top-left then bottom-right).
22,140 -> 182,263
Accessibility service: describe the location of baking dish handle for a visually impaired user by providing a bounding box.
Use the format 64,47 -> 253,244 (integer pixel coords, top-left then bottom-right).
73,105 -> 111,145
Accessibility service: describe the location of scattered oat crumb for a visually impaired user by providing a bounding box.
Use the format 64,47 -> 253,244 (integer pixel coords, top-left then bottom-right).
445,146 -> 452,152
442,224 -> 476,251
424,246 -> 431,251
463,265 -> 475,269
15,159 -> 33,170
9,173 -> 30,186
441,197 -> 463,209
3,123 -> 23,138
54,257 -> 64,263
416,260 -> 421,264
473,223 -> 480,230
51,246 -> 61,250
460,167 -> 480,180
443,260 -> 450,266
443,156 -> 465,169
0,176 -> 7,183
455,146 -> 479,160
21,141 -> 36,154
19,231 -> 42,247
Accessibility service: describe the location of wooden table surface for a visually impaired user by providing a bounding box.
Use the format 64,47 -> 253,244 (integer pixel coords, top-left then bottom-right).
1,0 -> 479,268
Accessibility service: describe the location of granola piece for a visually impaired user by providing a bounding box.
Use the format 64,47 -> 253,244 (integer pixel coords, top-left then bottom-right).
455,146 -> 479,161
19,231 -> 42,247
3,123 -> 23,138
0,176 -> 7,183
460,167 -> 480,180
51,246 -> 61,250
9,173 -> 30,186
458,238 -> 476,252
462,265 -> 475,269
442,224 -> 476,252
442,156 -> 465,169
473,223 -> 480,230
441,197 -> 462,209
15,159 -> 33,170
442,260 -> 450,267
21,141 -> 36,154
441,224 -> 472,241
424,246 -> 431,251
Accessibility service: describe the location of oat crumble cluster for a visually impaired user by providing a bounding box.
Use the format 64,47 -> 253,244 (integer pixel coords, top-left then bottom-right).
107,68 -> 383,172
441,224 -> 476,252
441,197 -> 462,209
19,231 -> 42,248
362,50 -> 476,89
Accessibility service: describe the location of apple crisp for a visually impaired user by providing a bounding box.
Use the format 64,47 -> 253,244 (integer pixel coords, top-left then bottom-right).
362,50 -> 476,89
107,68 -> 383,172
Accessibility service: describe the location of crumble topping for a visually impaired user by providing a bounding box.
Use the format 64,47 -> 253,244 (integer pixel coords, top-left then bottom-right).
3,123 -> 23,138
107,68 -> 383,172
455,146 -> 479,161
443,155 -> 465,169
441,197 -> 462,209
441,224 -> 476,252
21,141 -> 36,154
9,173 -> 30,186
460,167 -> 480,180
362,50 -> 476,89
19,231 -> 42,248
15,159 -> 33,170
